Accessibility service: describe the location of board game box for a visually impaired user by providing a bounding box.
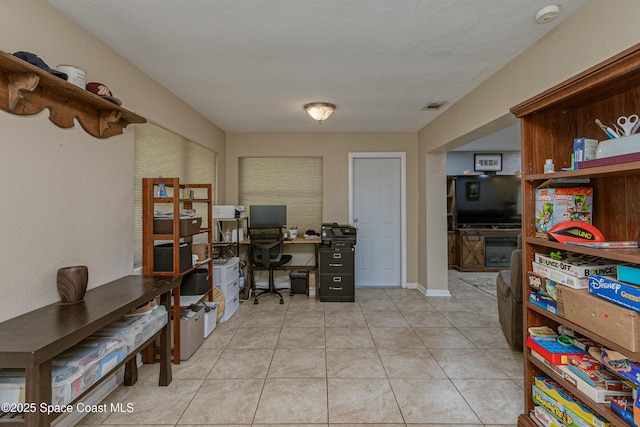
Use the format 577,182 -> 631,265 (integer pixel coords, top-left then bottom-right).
535,187 -> 593,237
532,377 -> 612,427
532,262 -> 589,289
588,275 -> 640,313
534,253 -> 618,279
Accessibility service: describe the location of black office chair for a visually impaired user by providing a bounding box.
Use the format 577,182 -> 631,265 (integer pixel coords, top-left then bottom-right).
249,227 -> 292,304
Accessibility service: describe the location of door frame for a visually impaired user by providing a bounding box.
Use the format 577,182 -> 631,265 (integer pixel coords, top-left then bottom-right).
348,152 -> 407,288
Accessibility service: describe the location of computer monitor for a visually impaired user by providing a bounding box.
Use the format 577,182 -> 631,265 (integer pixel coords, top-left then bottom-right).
249,205 -> 287,228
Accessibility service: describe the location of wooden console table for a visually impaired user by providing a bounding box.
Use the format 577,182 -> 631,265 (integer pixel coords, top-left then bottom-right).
0,275 -> 181,426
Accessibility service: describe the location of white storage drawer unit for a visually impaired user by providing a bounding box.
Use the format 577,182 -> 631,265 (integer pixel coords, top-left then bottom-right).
214,257 -> 240,284
216,277 -> 239,302
214,257 -> 240,322
220,294 -> 239,322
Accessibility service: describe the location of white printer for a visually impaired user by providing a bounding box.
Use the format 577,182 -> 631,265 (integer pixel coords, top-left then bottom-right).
213,205 -> 245,219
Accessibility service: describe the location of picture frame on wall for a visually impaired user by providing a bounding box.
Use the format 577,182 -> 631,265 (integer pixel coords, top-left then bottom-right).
474,153 -> 502,172
465,181 -> 480,201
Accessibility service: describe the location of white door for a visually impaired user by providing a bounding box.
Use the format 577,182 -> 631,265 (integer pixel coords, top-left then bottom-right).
352,156 -> 402,287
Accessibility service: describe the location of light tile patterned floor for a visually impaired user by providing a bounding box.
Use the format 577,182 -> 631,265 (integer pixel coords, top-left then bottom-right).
78,270 -> 523,426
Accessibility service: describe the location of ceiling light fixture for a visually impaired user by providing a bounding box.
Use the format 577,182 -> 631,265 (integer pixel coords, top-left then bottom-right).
304,102 -> 336,123
535,5 -> 560,24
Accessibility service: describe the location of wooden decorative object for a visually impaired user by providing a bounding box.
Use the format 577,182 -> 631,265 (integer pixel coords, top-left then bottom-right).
56,265 -> 88,304
0,50 -> 146,138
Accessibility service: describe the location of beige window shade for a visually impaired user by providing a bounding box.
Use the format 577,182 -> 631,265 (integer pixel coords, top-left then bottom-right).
134,122 -> 217,267
239,157 -> 322,233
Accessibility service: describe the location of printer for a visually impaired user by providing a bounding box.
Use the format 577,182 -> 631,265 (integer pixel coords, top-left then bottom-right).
213,205 -> 245,219
321,223 -> 357,246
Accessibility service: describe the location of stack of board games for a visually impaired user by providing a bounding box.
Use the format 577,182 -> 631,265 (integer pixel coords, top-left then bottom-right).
533,252 -> 618,290
528,271 -> 558,314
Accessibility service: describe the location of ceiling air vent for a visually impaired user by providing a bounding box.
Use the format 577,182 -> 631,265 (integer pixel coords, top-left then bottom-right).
421,101 -> 448,111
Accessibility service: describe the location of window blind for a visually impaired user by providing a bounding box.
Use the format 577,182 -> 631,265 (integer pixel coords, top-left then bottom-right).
238,157 -> 322,233
133,122 -> 217,267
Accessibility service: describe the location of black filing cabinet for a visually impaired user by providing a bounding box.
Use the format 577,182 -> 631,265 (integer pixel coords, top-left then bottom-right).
318,246 -> 355,302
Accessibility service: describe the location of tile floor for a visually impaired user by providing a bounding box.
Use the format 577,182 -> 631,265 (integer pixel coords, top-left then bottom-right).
78,271 -> 524,426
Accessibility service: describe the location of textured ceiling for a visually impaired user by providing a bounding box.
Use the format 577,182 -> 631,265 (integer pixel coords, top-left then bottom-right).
48,0 -> 588,136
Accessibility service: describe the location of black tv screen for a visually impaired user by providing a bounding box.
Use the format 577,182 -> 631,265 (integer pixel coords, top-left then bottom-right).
455,175 -> 521,227
249,205 -> 287,228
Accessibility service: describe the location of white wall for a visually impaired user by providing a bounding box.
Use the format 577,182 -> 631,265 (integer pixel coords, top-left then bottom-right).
417,0 -> 640,292
0,0 -> 225,322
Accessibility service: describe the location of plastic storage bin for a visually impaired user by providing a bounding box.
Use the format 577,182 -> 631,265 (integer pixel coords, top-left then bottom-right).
51,363 -> 83,406
182,268 -> 210,295
0,370 -> 26,405
172,306 -> 204,360
153,217 -> 202,236
92,305 -> 168,354
52,336 -> 127,401
195,301 -> 218,337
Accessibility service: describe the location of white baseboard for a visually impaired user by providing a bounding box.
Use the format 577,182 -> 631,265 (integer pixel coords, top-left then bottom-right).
416,283 -> 451,297
405,282 -> 418,289
425,289 -> 452,297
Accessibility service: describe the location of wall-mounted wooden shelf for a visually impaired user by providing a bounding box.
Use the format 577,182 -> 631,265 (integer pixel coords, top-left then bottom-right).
0,50 -> 146,138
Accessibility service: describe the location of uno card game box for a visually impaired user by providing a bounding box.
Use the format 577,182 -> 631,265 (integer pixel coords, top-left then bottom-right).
535,187 -> 593,237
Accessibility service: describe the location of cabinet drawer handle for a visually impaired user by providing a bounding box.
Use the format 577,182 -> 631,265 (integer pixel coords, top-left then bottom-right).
329,286 -> 343,291
333,253 -> 342,259
332,277 -> 342,282
329,263 -> 343,267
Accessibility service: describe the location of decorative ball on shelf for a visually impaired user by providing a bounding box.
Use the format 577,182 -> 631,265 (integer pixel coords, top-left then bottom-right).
56,265 -> 88,304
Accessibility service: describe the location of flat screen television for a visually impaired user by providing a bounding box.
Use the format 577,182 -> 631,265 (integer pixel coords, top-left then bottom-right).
455,175 -> 521,228
249,205 -> 287,228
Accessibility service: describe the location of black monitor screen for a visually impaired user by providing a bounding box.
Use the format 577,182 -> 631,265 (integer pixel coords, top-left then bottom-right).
249,205 -> 287,228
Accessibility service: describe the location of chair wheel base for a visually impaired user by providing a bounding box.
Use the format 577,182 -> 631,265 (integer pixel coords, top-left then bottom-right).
254,299 -> 259,304
279,299 -> 284,304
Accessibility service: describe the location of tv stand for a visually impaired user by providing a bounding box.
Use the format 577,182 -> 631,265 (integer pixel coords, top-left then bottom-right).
452,227 -> 521,272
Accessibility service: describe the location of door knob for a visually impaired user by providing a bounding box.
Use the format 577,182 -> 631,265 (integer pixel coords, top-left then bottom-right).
353,218 -> 359,223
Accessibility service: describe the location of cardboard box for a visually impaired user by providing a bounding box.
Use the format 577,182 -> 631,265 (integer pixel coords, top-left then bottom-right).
533,376 -> 612,427
535,187 -> 593,237
532,381 -> 610,427
192,243 -> 209,262
534,253 -> 617,279
533,262 -> 589,289
599,348 -> 640,387
556,285 -> 640,353
528,271 -> 558,298
530,350 -> 632,403
618,265 -> 640,286
589,275 -> 640,313
574,138 -> 599,163
529,292 -> 557,314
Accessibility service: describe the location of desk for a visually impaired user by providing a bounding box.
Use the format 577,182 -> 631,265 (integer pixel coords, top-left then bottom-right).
239,236 -> 322,245
240,236 -> 321,298
0,275 -> 180,426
